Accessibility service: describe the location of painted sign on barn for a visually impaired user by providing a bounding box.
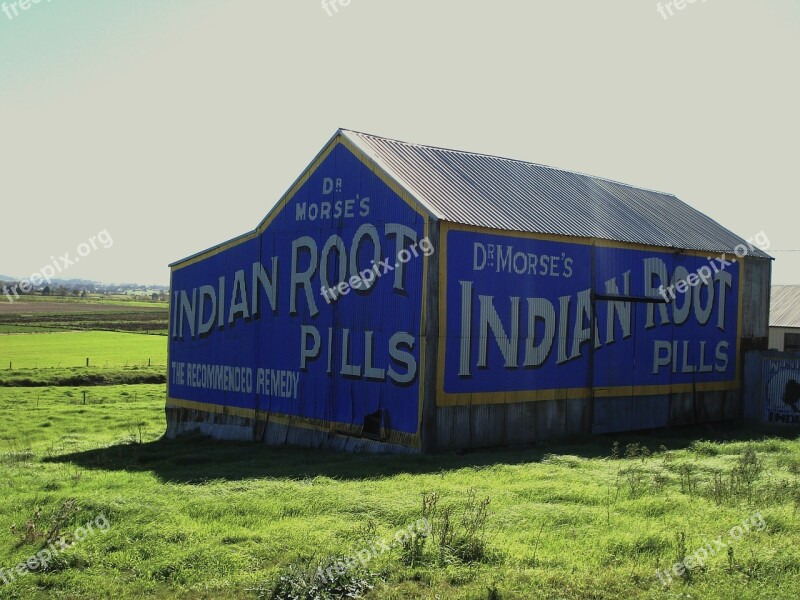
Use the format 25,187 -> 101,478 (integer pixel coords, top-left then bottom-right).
441,227 -> 741,400
168,144 -> 429,441
762,357 -> 800,424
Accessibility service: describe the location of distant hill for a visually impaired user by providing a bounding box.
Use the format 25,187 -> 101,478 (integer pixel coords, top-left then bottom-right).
0,276 -> 101,286
0,275 -> 168,291
43,278 -> 101,287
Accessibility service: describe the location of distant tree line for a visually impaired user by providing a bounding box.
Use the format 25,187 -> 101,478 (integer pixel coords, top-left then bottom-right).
1,281 -> 169,301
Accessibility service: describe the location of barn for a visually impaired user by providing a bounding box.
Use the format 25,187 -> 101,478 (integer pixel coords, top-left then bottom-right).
769,285 -> 800,352
166,129 -> 772,452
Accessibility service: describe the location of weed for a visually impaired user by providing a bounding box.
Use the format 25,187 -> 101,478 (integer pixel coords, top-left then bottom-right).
531,521 -> 545,566
11,498 -> 80,547
734,446 -> 763,491
487,582 -> 501,600
421,489 -> 492,564
456,489 -> 491,561
261,557 -> 376,600
676,532 -> 690,582
776,454 -> 800,475
620,465 -> 647,498
399,529 -> 426,567
611,441 -> 620,460
1,449 -> 35,465
652,472 -> 669,494
625,443 -> 643,460
356,519 -> 378,545
691,440 -> 720,456
677,463 -> 698,496
709,469 -> 729,505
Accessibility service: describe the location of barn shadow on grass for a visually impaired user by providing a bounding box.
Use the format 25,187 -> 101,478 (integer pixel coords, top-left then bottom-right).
44,423 -> 799,485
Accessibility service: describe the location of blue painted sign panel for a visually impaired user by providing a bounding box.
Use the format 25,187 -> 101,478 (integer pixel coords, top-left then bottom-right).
444,229 -> 740,395
169,144 -> 429,436
762,357 -> 800,425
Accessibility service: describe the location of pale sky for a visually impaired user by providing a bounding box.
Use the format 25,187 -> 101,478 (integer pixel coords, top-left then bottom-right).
1,0 -> 798,285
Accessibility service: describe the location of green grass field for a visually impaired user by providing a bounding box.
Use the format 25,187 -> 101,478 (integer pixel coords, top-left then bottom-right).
0,331 -> 166,369
1,384 -> 799,599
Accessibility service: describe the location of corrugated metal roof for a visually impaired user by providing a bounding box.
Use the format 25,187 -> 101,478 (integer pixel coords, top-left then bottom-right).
342,129 -> 772,258
770,285 -> 800,328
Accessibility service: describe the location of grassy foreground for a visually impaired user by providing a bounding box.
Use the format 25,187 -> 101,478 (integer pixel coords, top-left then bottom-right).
0,386 -> 799,599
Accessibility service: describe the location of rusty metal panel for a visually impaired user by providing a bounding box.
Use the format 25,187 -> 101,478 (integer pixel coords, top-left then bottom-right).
434,406 -> 454,450
434,398 -> 590,448
564,398 -> 590,436
535,399 -> 567,440
694,391 -> 726,422
436,405 -> 472,450
504,402 -> 536,445
592,396 -> 669,434
469,404 -> 494,448
669,393 -> 697,426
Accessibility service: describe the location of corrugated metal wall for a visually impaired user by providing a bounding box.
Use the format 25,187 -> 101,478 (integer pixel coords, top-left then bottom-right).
744,351 -> 800,426
742,258 -> 771,346
432,233 -> 770,451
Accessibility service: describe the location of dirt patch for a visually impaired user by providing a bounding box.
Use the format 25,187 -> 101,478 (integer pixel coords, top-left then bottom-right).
0,302 -> 165,314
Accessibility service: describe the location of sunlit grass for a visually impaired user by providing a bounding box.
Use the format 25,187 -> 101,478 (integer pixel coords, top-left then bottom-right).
0,385 -> 798,598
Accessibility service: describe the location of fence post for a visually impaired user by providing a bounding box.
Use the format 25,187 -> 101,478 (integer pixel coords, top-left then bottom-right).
86,357 -> 89,367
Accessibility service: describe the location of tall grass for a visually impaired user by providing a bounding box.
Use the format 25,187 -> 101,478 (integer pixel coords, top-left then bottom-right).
0,385 -> 798,598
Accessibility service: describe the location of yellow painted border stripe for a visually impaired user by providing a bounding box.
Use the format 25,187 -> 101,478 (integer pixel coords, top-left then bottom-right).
166,397 -> 421,448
